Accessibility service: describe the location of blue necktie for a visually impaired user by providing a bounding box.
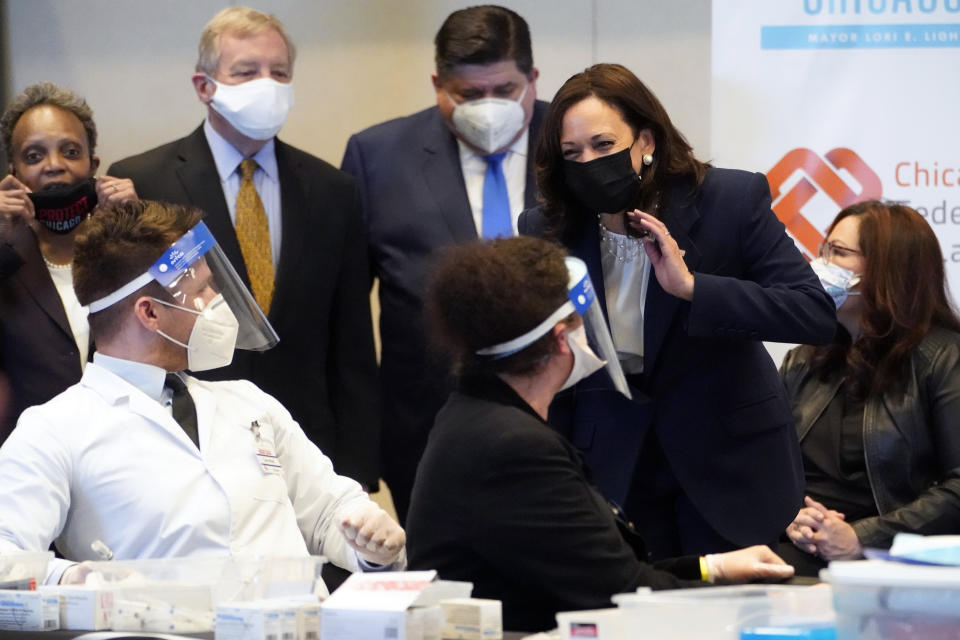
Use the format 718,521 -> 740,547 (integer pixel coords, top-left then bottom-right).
482,152 -> 512,238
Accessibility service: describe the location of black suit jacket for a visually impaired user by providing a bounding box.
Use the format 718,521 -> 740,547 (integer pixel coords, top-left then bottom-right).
519,168 -> 837,548
340,102 -> 549,515
0,224 -> 85,439
407,374 -> 696,633
109,126 -> 380,485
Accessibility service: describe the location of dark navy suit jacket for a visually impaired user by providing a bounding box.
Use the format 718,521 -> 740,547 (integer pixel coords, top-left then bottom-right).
341,102 -> 549,518
519,168 -> 837,547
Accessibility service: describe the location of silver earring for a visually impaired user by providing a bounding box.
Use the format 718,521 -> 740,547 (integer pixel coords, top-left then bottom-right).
642,153 -> 654,166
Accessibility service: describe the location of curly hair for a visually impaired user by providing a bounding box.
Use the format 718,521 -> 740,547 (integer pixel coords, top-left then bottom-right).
425,236 -> 574,377
1,81 -> 97,164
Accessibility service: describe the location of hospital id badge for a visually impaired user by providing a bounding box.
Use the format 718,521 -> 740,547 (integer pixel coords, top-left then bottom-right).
251,420 -> 282,475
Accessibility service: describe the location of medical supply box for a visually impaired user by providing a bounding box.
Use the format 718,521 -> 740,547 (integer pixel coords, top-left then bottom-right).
320,570 -> 476,640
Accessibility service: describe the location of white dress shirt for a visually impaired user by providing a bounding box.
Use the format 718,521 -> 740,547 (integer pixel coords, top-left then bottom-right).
0,354 -> 402,587
204,118 -> 283,269
457,129 -> 529,236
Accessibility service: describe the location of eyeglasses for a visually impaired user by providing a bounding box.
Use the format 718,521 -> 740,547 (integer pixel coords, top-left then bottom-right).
819,241 -> 862,261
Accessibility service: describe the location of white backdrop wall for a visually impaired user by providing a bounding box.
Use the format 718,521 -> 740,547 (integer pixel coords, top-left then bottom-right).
1,0 -> 711,173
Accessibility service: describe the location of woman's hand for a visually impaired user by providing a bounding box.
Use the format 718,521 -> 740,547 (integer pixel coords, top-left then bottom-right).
0,174 -> 35,242
96,175 -> 138,208
626,209 -> 694,301
786,496 -> 860,560
705,545 -> 795,584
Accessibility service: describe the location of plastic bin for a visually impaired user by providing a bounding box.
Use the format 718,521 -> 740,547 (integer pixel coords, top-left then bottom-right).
611,584 -> 835,640
822,560 -> 960,640
0,550 -> 53,589
79,554 -> 325,633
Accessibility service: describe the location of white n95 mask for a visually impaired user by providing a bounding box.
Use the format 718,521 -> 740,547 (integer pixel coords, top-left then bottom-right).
207,76 -> 294,140
448,83 -> 528,154
810,257 -> 861,309
560,325 -> 607,390
154,294 -> 240,371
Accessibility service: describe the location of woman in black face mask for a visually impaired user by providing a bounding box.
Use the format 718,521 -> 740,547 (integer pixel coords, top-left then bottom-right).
518,63 -> 837,561
0,82 -> 137,440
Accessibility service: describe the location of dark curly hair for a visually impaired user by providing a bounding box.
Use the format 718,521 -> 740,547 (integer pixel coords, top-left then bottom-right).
425,236 -> 574,377
1,82 -> 97,164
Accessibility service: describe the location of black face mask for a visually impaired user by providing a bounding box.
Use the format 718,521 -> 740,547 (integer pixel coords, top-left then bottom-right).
563,146 -> 640,214
27,178 -> 98,235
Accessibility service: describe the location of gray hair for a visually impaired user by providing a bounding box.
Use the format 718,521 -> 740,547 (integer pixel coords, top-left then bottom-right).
1,81 -> 97,164
195,6 -> 296,76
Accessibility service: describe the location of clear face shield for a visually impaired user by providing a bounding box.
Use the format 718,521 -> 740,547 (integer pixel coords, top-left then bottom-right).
563,257 -> 631,399
87,221 -> 279,359
474,256 -> 631,400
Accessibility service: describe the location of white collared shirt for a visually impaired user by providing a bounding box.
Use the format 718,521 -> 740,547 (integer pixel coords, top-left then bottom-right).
457,129 -> 529,236
204,119 -> 283,269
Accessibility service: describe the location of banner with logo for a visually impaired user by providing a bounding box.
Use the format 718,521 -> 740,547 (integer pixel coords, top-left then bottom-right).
711,1 -> 960,303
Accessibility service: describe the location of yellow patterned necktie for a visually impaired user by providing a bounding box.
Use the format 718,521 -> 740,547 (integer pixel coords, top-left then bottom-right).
236,158 -> 274,314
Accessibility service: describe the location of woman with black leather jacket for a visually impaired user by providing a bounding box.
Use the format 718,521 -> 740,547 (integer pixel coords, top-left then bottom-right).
779,200 -> 960,576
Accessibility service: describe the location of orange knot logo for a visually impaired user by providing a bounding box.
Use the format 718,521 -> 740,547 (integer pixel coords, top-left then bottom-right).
766,148 -> 882,258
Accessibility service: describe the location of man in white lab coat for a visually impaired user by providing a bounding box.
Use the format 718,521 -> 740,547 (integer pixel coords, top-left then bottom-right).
0,200 -> 405,587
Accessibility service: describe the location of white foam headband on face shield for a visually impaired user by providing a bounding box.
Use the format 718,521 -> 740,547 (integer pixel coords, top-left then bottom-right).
475,300 -> 576,359
87,272 -> 156,313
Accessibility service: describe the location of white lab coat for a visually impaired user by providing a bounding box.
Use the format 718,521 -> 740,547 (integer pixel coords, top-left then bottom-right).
0,362 -> 381,584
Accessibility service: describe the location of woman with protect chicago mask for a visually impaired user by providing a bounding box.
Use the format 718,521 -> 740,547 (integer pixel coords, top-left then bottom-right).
0,82 -> 137,440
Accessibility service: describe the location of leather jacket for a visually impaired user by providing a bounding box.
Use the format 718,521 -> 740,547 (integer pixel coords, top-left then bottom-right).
781,327 -> 960,548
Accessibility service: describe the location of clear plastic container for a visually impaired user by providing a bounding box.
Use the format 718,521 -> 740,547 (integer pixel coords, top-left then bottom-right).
611,584 -> 836,640
0,550 -> 53,588
79,554 -> 325,633
822,560 -> 960,640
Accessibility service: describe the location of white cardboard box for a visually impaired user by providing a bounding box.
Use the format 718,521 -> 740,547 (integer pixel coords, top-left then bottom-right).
439,598 -> 501,640
0,589 -> 60,632
215,601 -> 285,640
321,571 -> 474,640
39,585 -> 114,630
555,608 -> 623,640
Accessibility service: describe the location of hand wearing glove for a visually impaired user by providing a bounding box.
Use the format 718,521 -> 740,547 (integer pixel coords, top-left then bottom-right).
704,545 -> 795,584
59,561 -> 94,585
339,502 -> 406,567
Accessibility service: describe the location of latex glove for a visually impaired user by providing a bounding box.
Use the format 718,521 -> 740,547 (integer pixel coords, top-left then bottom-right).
339,502 -> 405,567
59,561 -> 94,585
705,545 -> 795,584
